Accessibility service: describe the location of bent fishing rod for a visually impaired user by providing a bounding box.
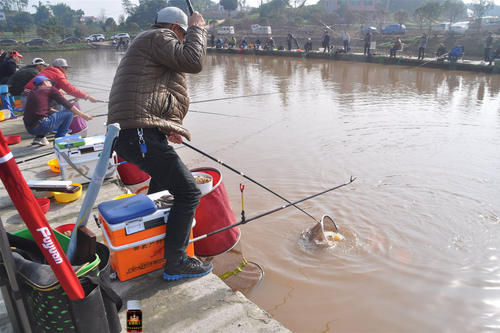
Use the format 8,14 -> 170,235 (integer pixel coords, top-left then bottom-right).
183,141 -> 355,224
189,176 -> 356,243
92,109 -> 254,119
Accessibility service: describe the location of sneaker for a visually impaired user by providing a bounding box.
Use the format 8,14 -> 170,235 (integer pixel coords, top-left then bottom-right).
163,257 -> 213,281
31,137 -> 49,146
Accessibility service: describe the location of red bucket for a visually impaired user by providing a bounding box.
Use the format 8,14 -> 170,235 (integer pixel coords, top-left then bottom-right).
36,198 -> 50,214
191,167 -> 240,257
116,156 -> 151,185
55,223 -> 75,236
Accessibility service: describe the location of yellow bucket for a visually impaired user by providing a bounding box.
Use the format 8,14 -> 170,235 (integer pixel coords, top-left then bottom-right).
0,109 -> 11,121
52,183 -> 82,203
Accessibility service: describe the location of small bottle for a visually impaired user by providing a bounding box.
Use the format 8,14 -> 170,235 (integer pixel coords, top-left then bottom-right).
126,300 -> 142,332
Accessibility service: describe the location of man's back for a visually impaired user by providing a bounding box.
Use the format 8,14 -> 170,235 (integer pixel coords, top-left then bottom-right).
108,26 -> 207,140
8,65 -> 37,95
0,57 -> 16,83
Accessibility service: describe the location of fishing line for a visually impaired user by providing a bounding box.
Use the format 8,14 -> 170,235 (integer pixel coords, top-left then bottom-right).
190,88 -> 316,104
92,109 -> 256,119
68,78 -> 112,91
184,141 -> 354,225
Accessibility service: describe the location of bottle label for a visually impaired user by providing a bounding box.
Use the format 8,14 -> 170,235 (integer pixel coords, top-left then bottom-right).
127,310 -> 142,332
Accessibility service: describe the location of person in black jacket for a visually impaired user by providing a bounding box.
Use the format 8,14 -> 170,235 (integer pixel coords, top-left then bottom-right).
0,50 -> 23,84
364,32 -> 372,55
322,31 -> 330,53
7,58 -> 48,96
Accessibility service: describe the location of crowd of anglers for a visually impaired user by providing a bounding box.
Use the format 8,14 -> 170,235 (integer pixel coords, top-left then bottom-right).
209,29 -> 500,65
0,49 -> 97,146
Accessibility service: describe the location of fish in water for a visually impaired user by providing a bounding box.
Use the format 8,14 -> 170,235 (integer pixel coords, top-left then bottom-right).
302,215 -> 345,247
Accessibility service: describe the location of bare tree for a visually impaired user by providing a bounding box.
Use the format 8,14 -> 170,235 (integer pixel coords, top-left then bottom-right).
0,0 -> 28,11
393,9 -> 409,27
414,1 -> 442,34
375,7 -> 389,33
472,0 -> 494,31
442,0 -> 466,25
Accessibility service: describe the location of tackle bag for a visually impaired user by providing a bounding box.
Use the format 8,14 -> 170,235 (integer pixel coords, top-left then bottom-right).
4,238 -> 121,333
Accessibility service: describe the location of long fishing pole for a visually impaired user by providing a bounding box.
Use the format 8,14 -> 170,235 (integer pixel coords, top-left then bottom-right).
190,88 -> 315,104
319,20 -> 335,32
92,109 -> 254,119
186,0 -> 194,15
183,141 -> 352,224
189,176 -> 356,243
17,151 -> 53,164
417,53 -> 448,67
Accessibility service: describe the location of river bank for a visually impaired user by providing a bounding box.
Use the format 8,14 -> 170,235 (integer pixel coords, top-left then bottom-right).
207,46 -> 500,74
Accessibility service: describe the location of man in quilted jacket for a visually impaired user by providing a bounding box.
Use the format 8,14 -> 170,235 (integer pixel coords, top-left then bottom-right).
107,7 -> 213,281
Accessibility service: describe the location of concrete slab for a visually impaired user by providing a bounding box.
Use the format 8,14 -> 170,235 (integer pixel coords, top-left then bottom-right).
0,116 -> 290,332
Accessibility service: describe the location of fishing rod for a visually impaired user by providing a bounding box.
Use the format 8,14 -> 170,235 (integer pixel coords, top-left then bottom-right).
319,20 -> 335,33
186,0 -> 194,15
189,176 -> 356,243
68,78 -> 111,91
190,88 -> 316,104
183,141 -> 354,224
17,151 -> 53,165
417,53 -> 448,68
92,109 -> 256,119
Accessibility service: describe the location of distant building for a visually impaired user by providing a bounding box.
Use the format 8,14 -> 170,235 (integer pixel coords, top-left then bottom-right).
323,0 -> 376,14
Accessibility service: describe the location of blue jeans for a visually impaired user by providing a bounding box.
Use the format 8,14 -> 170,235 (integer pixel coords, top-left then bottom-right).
26,109 -> 74,138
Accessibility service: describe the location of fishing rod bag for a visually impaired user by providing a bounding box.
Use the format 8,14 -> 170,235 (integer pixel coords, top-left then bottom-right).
6,238 -> 121,333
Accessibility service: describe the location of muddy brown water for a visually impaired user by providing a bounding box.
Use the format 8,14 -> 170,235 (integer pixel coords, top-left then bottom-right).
32,50 -> 500,332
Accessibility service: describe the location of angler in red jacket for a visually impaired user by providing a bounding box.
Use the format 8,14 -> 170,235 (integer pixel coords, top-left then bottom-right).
24,58 -> 99,103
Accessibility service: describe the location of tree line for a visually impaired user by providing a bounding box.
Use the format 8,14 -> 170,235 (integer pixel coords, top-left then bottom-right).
0,0 -> 497,40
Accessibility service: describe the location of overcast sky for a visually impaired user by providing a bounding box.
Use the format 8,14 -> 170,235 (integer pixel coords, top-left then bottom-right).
61,0 -> 500,21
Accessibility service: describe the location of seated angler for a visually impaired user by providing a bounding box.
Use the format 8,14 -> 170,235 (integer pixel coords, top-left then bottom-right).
389,37 -> 402,58
23,76 -> 93,146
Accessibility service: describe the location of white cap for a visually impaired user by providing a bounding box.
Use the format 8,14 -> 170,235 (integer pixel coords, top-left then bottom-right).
32,58 -> 48,66
127,300 -> 141,310
155,7 -> 188,32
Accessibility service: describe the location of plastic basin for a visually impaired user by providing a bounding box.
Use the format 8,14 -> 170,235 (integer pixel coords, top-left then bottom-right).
192,171 -> 213,196
55,223 -> 75,237
5,135 -> 21,145
52,183 -> 82,203
36,197 -> 50,214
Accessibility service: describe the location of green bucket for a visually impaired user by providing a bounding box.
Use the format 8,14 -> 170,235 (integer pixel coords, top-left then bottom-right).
12,228 -> 70,251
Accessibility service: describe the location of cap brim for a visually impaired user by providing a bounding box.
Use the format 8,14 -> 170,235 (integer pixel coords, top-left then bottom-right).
18,54 -> 23,58
180,24 -> 187,32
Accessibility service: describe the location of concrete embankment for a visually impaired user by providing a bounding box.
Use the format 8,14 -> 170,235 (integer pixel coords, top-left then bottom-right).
0,117 -> 290,332
208,47 -> 500,74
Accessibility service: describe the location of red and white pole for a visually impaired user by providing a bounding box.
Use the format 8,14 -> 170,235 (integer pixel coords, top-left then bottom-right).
0,130 -> 84,300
